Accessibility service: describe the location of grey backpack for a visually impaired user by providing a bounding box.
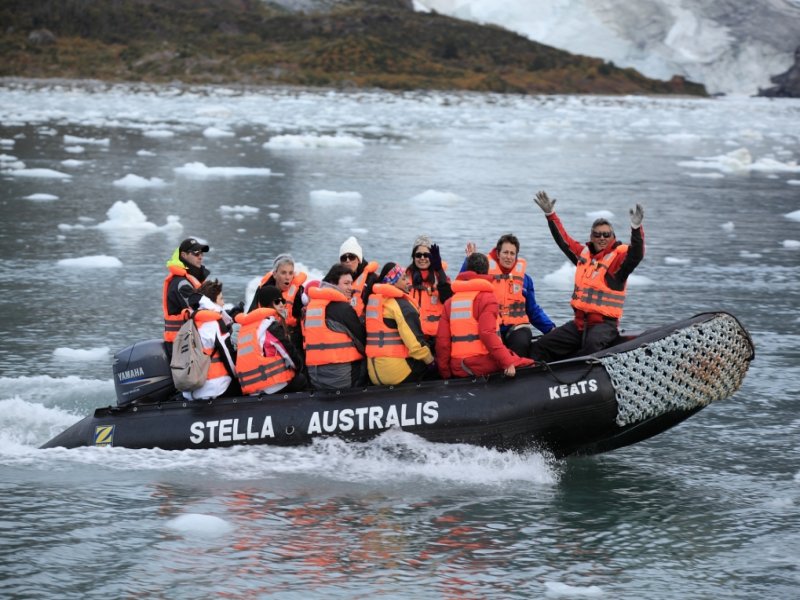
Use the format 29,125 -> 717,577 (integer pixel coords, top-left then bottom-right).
170,318 -> 211,391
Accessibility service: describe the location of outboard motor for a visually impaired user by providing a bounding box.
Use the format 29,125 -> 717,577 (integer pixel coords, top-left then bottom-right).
112,339 -> 175,407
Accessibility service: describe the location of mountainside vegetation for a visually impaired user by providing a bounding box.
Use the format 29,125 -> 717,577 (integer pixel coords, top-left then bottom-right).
0,0 -> 707,96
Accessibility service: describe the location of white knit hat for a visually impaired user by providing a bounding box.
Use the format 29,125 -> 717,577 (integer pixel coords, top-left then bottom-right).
339,236 -> 363,262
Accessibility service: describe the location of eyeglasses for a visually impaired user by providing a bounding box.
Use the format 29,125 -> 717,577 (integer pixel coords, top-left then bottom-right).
591,231 -> 614,239
190,250 -> 204,256
274,298 -> 286,305
414,252 -> 431,259
340,253 -> 359,262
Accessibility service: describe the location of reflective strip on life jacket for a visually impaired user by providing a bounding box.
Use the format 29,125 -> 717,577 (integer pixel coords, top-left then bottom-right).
350,261 -> 378,318
449,278 -> 494,359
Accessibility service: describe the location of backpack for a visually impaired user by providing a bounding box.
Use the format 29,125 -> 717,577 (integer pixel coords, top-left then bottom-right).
170,318 -> 211,391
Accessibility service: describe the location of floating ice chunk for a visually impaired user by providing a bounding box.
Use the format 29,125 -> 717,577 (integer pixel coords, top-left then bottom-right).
53,347 -> 110,361
749,157 -> 800,173
721,221 -> 735,232
409,189 -> 464,203
784,210 -> 800,222
58,223 -> 87,231
24,193 -> 59,201
586,209 -> 614,220
739,250 -> 762,259
64,146 -> 85,154
112,174 -> 167,188
782,240 -> 800,249
543,581 -> 604,597
203,127 -> 235,138
143,129 -> 175,138
543,262 -> 576,289
263,134 -> 364,149
678,147 -> 752,173
219,205 -> 259,214
687,172 -> 724,179
137,149 -> 156,157
268,212 -> 280,221
174,162 -> 272,178
788,180 -> 800,186
664,256 -> 691,265
6,168 -> 71,179
64,135 -> 109,146
310,190 -> 362,202
61,159 -> 86,168
57,255 -> 123,268
0,138 -> 14,147
166,514 -> 234,538
96,200 -> 165,232
0,153 -> 17,162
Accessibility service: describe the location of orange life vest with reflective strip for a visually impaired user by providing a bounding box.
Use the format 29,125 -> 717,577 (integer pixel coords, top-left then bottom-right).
350,261 -> 378,318
234,308 -> 294,394
258,271 -> 307,328
448,279 -> 495,359
487,256 -> 528,326
304,287 -> 363,366
192,310 -> 229,380
409,262 -> 448,337
162,264 -> 202,342
571,245 -> 629,319
365,284 -> 412,359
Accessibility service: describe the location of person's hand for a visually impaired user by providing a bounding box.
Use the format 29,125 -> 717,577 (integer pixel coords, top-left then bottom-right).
630,203 -> 644,228
429,244 -> 443,272
534,190 -> 556,215
503,364 -> 517,377
226,301 -> 245,320
464,241 -> 477,256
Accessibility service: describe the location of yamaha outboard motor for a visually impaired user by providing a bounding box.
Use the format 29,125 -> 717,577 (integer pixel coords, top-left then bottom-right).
112,339 -> 175,407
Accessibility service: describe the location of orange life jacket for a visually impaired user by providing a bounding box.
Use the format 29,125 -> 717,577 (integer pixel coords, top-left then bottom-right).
365,284 -> 412,359
571,245 -> 629,319
257,271 -> 307,328
409,261 -> 449,337
487,256 -> 528,327
192,310 -> 229,381
304,287 -> 363,366
448,278 -> 495,359
350,261 -> 378,318
234,308 -> 295,394
162,263 -> 202,342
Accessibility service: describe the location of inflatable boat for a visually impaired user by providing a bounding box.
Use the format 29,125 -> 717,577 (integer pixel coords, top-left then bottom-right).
41,312 -> 754,458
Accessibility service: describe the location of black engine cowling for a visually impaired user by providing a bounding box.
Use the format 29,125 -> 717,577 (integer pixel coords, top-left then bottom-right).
112,339 -> 175,406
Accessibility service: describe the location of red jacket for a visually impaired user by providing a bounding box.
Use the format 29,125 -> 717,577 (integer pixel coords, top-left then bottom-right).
435,271 -> 534,379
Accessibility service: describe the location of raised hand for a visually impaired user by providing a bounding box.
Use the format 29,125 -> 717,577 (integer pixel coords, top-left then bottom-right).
629,203 -> 644,228
534,190 -> 556,215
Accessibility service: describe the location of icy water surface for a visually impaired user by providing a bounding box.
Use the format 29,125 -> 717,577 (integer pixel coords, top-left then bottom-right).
1,81 -> 799,598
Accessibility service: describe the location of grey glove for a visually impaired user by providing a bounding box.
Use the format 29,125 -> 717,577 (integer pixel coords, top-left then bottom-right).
629,203 -> 644,228
534,190 -> 556,215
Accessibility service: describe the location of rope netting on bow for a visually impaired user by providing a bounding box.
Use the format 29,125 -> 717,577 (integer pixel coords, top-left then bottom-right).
601,314 -> 754,427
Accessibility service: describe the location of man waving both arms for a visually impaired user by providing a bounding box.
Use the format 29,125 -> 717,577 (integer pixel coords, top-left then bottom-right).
529,190 -> 645,362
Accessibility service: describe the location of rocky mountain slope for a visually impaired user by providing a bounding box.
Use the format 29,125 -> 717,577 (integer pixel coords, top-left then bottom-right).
0,0 -> 706,95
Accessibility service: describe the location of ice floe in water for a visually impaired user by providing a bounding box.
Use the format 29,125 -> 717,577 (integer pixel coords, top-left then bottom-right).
23,193 -> 59,201
53,347 -> 110,362
202,126 -> 235,138
664,256 -> 691,265
5,168 -> 71,179
173,162 -> 272,178
112,174 -> 167,188
678,147 -> 800,174
409,189 -> 464,203
785,210 -> 800,222
96,200 -> 181,234
782,240 -> 800,249
263,133 -> 364,149
57,255 -> 123,268
310,190 -> 363,202
166,514 -> 234,538
63,135 -> 109,146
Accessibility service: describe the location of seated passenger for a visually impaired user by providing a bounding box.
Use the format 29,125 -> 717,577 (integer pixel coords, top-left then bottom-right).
338,236 -> 379,319
463,233 -> 554,357
436,253 -> 535,379
235,285 -> 308,395
365,263 -> 434,386
183,279 -> 237,401
249,254 -> 308,352
305,264 -> 367,390
407,234 -> 452,346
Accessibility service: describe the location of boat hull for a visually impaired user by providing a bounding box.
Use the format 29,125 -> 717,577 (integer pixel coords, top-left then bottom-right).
41,312 -> 754,457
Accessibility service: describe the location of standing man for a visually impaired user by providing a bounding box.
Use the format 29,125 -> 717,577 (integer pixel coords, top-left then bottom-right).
163,237 -> 210,349
529,191 -> 645,361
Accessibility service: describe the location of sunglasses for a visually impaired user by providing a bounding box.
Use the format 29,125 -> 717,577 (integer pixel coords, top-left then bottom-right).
274,297 -> 286,305
414,252 -> 431,259
190,250 -> 204,256
591,231 -> 614,239
340,253 -> 359,262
